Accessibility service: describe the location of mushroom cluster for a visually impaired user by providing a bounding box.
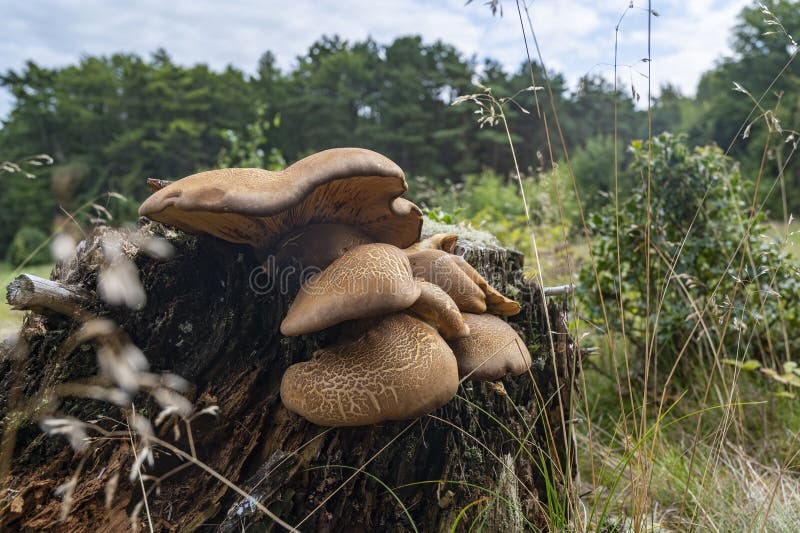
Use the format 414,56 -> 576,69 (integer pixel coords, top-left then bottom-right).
139,148 -> 532,426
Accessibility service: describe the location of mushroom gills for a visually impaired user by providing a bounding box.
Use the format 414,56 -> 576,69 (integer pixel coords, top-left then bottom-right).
280,313 -> 459,426
449,313 -> 532,381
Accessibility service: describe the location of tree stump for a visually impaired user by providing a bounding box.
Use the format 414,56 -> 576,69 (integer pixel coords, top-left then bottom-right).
0,221 -> 576,532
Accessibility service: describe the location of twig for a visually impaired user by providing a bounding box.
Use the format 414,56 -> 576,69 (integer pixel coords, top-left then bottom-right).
543,284 -> 575,297
6,274 -> 91,317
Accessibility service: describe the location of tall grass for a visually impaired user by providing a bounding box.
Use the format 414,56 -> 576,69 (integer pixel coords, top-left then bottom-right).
483,1 -> 800,531
427,1 -> 800,531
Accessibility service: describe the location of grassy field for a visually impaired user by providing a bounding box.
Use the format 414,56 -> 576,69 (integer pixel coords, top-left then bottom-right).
0,261 -> 55,338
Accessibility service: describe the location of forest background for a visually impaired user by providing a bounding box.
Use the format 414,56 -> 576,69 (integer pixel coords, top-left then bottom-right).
1,1 -> 797,260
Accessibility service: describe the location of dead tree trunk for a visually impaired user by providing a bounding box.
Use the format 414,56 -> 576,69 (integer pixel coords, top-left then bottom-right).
0,222 -> 577,532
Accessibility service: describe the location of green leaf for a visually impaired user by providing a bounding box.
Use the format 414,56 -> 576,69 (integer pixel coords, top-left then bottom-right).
721,358 -> 761,371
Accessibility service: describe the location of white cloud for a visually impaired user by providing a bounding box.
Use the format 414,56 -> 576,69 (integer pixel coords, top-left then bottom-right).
0,0 -> 754,120
645,0 -> 752,94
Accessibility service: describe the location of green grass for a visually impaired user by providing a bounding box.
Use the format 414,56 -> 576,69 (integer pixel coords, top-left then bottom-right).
770,220 -> 800,259
576,341 -> 800,531
0,261 -> 54,338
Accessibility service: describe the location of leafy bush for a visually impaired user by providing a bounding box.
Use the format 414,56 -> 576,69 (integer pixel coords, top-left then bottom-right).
580,132 -> 800,374
216,105 -> 285,170
0,172 -> 55,257
567,135 -> 620,212
412,169 -> 578,261
5,226 -> 51,266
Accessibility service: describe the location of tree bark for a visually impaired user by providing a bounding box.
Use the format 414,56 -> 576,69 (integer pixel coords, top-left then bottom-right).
0,222 -> 577,532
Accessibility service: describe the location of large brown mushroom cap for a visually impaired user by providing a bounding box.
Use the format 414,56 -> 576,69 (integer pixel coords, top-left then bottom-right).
449,313 -> 532,381
408,280 -> 470,339
280,313 -> 459,426
280,243 -> 420,336
406,249 -> 487,313
139,148 -> 422,251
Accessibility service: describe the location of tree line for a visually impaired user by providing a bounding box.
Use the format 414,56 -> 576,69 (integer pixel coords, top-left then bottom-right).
0,0 -> 798,258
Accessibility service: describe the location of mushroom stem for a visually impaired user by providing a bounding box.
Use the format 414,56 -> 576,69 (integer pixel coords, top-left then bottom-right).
271,223 -> 374,284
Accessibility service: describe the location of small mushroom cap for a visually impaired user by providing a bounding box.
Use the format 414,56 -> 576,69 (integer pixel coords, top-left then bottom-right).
447,255 -> 521,316
405,233 -> 458,254
139,148 -> 422,251
408,279 -> 470,339
280,243 -> 420,336
449,313 -> 532,381
406,249 -> 487,313
280,313 -> 459,426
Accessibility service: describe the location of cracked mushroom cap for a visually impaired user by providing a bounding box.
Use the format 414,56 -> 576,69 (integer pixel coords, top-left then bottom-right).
406,249 -> 487,313
408,280 -> 470,339
280,243 -> 420,336
449,313 -> 532,381
139,148 -> 422,252
280,313 -> 459,426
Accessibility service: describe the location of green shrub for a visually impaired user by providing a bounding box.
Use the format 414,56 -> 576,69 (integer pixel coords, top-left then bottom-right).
5,226 -> 51,266
580,132 -> 800,375
413,169 -> 578,261
567,135 -> 620,212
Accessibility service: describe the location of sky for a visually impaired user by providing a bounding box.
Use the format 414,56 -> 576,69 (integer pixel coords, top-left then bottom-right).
1,0 -> 752,119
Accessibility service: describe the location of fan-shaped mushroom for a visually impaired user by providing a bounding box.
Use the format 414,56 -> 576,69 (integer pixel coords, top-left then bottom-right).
449,313 -> 532,381
406,249 -> 520,317
139,149 -> 532,429
280,313 -> 459,426
408,280 -> 470,339
139,148 -> 422,271
280,243 -> 420,336
281,244 -> 473,340
446,254 -> 520,316
406,249 -> 487,313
